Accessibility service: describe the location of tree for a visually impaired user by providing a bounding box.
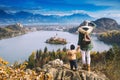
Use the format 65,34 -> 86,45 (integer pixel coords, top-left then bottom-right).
63,47 -> 67,52
36,50 -> 40,61
44,46 -> 48,53
105,48 -> 114,61
27,52 -> 35,69
105,45 -> 120,80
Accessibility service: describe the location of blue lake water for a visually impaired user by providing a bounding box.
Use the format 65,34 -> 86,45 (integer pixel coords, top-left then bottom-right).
0,31 -> 112,64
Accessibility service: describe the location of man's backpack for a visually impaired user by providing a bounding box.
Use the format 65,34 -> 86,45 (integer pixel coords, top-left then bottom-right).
82,34 -> 91,45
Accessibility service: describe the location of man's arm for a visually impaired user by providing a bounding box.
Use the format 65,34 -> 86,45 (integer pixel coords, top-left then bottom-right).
78,27 -> 87,34
78,26 -> 93,34
86,26 -> 93,34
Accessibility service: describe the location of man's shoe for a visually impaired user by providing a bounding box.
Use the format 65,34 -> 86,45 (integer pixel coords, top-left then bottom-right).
87,64 -> 90,72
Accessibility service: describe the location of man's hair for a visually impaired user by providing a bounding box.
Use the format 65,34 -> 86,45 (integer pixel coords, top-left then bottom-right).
70,44 -> 75,50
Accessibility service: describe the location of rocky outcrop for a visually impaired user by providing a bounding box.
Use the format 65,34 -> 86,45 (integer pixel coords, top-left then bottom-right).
0,58 -> 109,80
39,59 -> 109,80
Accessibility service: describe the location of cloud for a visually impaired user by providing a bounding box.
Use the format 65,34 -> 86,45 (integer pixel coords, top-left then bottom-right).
89,10 -> 120,18
88,9 -> 120,23
25,9 -> 88,16
24,8 -> 120,23
0,0 -> 111,12
87,0 -> 120,9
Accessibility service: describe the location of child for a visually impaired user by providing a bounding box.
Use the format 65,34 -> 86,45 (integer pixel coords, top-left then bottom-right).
67,44 -> 79,71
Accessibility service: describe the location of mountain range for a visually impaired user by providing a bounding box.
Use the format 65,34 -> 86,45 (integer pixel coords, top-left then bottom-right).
0,9 -> 94,24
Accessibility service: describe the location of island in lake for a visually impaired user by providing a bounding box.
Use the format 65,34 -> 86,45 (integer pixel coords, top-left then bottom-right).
46,34 -> 67,44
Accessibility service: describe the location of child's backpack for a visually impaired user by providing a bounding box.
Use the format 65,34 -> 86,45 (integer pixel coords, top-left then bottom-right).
82,33 -> 91,45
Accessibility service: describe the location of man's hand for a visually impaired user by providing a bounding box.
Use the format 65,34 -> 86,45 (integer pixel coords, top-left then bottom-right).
76,46 -> 80,52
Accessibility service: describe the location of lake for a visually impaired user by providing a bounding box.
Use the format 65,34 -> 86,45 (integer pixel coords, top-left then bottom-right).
0,31 -> 111,64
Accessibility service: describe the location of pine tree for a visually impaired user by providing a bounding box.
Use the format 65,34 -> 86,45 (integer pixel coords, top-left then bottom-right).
27,52 -> 35,69
44,46 -> 48,53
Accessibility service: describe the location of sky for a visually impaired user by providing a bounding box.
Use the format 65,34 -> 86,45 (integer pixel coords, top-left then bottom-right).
0,0 -> 120,23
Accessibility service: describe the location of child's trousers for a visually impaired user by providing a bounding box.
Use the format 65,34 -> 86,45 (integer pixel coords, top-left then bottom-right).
69,60 -> 77,70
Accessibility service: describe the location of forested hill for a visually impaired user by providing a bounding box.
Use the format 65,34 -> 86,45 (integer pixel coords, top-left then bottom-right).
68,17 -> 120,33
97,30 -> 120,44
93,18 -> 120,32
0,23 -> 29,39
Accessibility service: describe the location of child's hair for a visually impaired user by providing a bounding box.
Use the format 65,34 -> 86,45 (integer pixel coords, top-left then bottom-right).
70,44 -> 75,50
